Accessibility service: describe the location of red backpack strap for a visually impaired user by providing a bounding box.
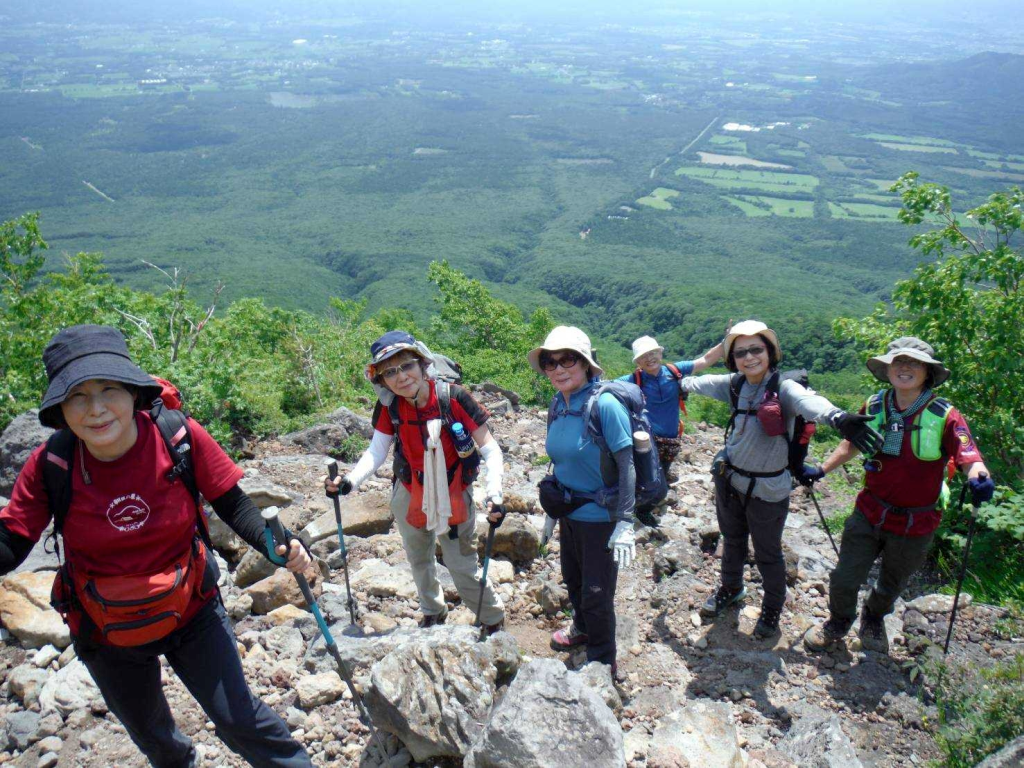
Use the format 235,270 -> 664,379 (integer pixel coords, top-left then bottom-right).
148,404 -> 212,551
633,369 -> 642,388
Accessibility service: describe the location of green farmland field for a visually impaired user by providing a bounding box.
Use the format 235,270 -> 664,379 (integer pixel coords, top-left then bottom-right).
675,166 -> 819,192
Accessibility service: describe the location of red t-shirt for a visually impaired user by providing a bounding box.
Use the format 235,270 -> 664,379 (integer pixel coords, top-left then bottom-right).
2,412 -> 242,626
855,399 -> 982,536
372,382 -> 489,476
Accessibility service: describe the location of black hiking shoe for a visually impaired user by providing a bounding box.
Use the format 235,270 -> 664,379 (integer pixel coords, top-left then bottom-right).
420,605 -> 448,628
803,616 -> 854,651
858,606 -> 890,654
636,508 -> 660,529
700,585 -> 747,618
754,606 -> 782,638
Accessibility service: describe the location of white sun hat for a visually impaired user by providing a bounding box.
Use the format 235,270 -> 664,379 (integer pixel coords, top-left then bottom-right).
527,326 -> 603,376
631,335 -> 664,364
723,320 -> 781,372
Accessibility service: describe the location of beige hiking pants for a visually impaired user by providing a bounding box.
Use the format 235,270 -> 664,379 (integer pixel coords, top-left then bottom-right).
390,482 -> 505,626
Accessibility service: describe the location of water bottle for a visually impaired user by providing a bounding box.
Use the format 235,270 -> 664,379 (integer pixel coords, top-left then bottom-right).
633,431 -> 652,453
450,423 -> 476,459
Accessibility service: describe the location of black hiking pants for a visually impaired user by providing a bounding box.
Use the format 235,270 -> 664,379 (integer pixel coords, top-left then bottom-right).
714,473 -> 790,612
77,597 -> 311,768
559,517 -> 619,665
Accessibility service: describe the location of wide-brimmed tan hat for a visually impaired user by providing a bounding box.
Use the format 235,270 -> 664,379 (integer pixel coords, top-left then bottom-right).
866,336 -> 950,386
631,336 -> 663,364
723,320 -> 781,372
528,326 -> 603,376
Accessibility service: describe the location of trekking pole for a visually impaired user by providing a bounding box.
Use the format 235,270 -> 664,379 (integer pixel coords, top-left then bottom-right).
807,484 -> 840,559
475,512 -> 499,641
261,507 -> 389,760
943,473 -> 987,656
325,458 -> 358,625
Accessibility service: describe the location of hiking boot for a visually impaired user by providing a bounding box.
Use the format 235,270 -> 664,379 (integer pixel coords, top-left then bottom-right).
858,606 -> 890,654
636,508 -> 660,529
420,606 -> 448,628
551,622 -> 588,650
754,606 -> 782,638
803,616 -> 854,652
700,585 -> 747,618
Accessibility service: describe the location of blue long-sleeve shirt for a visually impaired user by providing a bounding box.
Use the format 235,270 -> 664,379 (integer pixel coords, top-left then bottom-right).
618,360 -> 696,438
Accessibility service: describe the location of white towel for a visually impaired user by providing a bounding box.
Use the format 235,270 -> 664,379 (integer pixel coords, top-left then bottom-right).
422,419 -> 451,534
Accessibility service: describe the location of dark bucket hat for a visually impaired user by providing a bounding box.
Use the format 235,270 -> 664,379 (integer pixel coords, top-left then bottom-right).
38,325 -> 162,428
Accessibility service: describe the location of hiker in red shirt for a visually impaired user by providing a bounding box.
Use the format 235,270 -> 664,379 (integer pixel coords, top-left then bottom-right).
0,325 -> 313,768
324,331 -> 506,631
803,337 -> 994,654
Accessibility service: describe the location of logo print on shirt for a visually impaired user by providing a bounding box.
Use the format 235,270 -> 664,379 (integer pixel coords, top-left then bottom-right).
106,493 -> 151,532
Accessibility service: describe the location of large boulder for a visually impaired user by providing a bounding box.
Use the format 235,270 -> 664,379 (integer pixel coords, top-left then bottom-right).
348,558 -> 419,600
464,658 -> 624,768
281,406 -> 373,457
8,663 -> 51,706
778,709 -> 863,768
299,496 -> 393,546
39,659 -> 103,716
244,567 -> 323,615
237,477 -> 301,508
366,626 -> 501,761
233,548 -> 278,589
0,410 -> 53,495
4,710 -> 41,751
476,514 -> 539,564
976,736 -> 1024,768
0,571 -> 70,649
206,510 -> 248,563
648,701 -> 748,768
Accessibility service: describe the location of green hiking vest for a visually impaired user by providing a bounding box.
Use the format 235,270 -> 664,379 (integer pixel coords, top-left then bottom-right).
865,389 -> 953,509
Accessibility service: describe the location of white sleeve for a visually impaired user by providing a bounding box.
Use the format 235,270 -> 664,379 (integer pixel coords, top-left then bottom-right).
347,430 -> 393,489
478,440 -> 504,502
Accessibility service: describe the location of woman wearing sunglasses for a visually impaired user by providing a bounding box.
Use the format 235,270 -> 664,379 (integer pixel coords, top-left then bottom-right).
528,326 -> 636,676
324,331 -> 505,632
680,321 -> 883,639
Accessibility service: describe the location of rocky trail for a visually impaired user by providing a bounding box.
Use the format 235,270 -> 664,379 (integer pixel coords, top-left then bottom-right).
0,391 -> 1020,767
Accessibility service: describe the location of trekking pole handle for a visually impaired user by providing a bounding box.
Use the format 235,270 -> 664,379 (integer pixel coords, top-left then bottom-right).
262,506 -> 290,567
327,458 -> 340,482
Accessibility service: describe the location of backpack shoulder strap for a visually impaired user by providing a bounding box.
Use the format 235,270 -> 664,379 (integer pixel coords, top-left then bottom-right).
764,369 -> 781,396
437,381 -> 453,424
866,389 -> 887,416
42,430 -> 76,536
633,369 -> 642,387
665,363 -> 682,380
149,404 -> 212,550
926,396 -> 952,418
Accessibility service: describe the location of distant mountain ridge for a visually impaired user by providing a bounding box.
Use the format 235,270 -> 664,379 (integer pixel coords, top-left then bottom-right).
862,51 -> 1024,104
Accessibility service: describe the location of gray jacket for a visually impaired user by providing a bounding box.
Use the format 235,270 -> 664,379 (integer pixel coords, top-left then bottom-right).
680,373 -> 840,503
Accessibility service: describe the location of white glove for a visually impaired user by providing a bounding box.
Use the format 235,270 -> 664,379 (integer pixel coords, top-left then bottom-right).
607,520 -> 636,569
542,516 -> 557,546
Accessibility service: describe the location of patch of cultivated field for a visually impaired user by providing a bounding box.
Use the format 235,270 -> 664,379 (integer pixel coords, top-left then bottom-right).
829,202 -> 900,220
878,142 -> 958,154
708,135 -> 747,153
675,166 -> 819,192
861,133 -> 959,147
982,160 -> 1024,172
636,187 -> 681,210
865,178 -> 898,191
413,147 -> 449,155
845,193 -> 899,205
776,149 -> 805,158
940,166 -> 1024,182
696,152 -> 791,169
821,156 -> 852,172
722,196 -> 770,217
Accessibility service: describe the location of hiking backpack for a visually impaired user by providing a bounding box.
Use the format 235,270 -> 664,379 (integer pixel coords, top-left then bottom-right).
547,380 -> 668,511
633,362 -> 690,436
725,369 -> 817,476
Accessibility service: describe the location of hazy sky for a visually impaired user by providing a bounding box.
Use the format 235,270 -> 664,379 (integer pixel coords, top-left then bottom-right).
5,0 -> 1024,29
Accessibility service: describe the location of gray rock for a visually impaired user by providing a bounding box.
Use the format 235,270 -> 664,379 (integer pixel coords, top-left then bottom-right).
464,658 -> 624,768
237,477 -> 301,508
37,753 -> 59,768
536,579 -> 569,615
299,496 -> 393,545
39,659 -> 103,716
477,514 -> 539,564
579,661 -> 622,713
0,410 -> 53,495
8,663 -> 50,706
652,540 -> 701,582
488,398 -> 514,417
0,571 -> 71,649
295,672 -> 345,708
976,735 -> 1024,768
329,406 -> 374,438
207,510 -> 248,563
233,548 -> 278,589
281,407 -> 371,457
225,593 -> 254,620
476,382 -> 521,408
5,709 -> 41,751
648,701 -> 747,768
906,593 -> 970,614
779,709 -> 863,768
262,625 -> 307,659
36,735 -> 62,754
366,626 -> 500,761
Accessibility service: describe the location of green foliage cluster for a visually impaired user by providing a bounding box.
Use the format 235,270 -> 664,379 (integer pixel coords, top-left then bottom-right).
0,216 -> 560,447
835,174 -> 1024,606
927,654 -> 1024,768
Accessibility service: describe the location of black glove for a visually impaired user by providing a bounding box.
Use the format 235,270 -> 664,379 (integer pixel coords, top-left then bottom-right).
796,463 -> 825,487
325,477 -> 353,499
968,475 -> 995,506
488,502 -> 506,529
829,411 -> 884,455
